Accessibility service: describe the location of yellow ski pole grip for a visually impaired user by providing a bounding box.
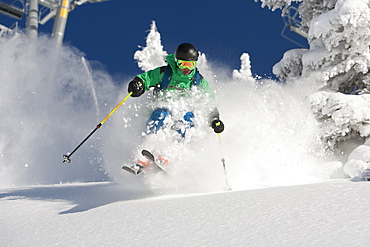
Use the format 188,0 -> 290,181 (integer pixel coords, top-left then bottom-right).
100,92 -> 133,126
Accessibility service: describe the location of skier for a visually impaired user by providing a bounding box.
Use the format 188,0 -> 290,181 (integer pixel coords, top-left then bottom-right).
124,43 -> 224,174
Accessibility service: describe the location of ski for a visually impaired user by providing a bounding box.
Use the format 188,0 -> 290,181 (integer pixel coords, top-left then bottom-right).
122,150 -> 168,175
122,164 -> 143,175
142,149 -> 168,174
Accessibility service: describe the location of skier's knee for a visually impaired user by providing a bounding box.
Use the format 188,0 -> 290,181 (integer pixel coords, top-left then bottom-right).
146,108 -> 172,134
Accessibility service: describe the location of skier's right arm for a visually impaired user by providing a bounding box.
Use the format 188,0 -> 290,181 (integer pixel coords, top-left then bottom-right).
128,67 -> 164,97
128,77 -> 144,97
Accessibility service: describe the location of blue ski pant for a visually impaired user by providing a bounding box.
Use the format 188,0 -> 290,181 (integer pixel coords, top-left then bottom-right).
147,108 -> 194,137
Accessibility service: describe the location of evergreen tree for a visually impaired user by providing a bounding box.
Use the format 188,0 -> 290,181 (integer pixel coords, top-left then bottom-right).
258,0 -> 370,94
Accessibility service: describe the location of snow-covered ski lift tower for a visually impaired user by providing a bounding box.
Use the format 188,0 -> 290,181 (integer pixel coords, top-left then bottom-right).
281,5 -> 308,47
0,0 -> 110,44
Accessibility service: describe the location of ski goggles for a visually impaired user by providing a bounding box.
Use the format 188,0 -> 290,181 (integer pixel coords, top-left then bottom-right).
176,59 -> 197,70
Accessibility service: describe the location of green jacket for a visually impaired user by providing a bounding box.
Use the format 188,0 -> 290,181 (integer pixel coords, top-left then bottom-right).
137,54 -> 210,93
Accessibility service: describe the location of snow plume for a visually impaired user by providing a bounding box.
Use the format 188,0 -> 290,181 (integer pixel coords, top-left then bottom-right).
102,88 -> 226,193
0,33 -> 116,187
103,23 -> 336,192
133,21 -> 167,72
214,77 -> 344,189
0,20 -> 356,192
197,52 -> 213,80
103,61 -> 343,193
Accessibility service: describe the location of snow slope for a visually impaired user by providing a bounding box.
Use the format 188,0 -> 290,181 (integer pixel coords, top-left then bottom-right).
1,179 -> 369,246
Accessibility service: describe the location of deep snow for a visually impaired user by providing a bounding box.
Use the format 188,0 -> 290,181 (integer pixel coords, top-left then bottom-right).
0,32 -> 345,191
1,179 -> 370,246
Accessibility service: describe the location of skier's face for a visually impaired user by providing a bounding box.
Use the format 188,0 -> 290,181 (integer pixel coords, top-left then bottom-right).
180,68 -> 192,75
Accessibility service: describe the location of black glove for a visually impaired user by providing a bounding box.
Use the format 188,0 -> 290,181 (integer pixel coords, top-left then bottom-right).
128,77 -> 144,97
211,119 -> 224,133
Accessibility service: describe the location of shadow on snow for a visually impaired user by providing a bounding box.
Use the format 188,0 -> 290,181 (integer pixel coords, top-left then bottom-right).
0,182 -> 154,214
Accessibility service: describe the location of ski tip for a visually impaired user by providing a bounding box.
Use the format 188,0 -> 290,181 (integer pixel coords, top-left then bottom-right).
141,149 -> 155,160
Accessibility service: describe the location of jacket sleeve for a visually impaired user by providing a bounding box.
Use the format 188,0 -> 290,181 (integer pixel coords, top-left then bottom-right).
208,107 -> 220,125
136,67 -> 165,91
198,76 -> 220,125
199,77 -> 211,93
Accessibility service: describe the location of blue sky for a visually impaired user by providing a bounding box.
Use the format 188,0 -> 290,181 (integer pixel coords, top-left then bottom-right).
1,0 -> 308,79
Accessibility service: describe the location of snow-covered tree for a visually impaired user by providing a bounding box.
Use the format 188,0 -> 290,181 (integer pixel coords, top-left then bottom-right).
257,0 -> 370,177
343,138 -> 370,178
133,21 -> 167,72
259,0 -> 370,94
232,53 -> 254,81
308,91 -> 370,148
273,49 -> 307,79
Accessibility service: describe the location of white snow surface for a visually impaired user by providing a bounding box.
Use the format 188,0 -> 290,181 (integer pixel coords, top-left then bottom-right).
2,179 -> 370,246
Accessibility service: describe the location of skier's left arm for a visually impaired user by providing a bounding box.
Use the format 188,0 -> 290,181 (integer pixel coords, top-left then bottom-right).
199,77 -> 212,95
198,77 -> 225,133
209,107 -> 224,134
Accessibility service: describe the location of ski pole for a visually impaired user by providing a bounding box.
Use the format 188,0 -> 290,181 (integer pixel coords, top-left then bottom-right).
63,92 -> 133,163
217,133 -> 231,190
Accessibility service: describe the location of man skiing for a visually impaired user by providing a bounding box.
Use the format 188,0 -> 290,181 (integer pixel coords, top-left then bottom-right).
123,43 -> 224,175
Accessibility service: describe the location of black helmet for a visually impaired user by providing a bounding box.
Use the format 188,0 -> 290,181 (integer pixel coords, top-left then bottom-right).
175,43 -> 199,61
